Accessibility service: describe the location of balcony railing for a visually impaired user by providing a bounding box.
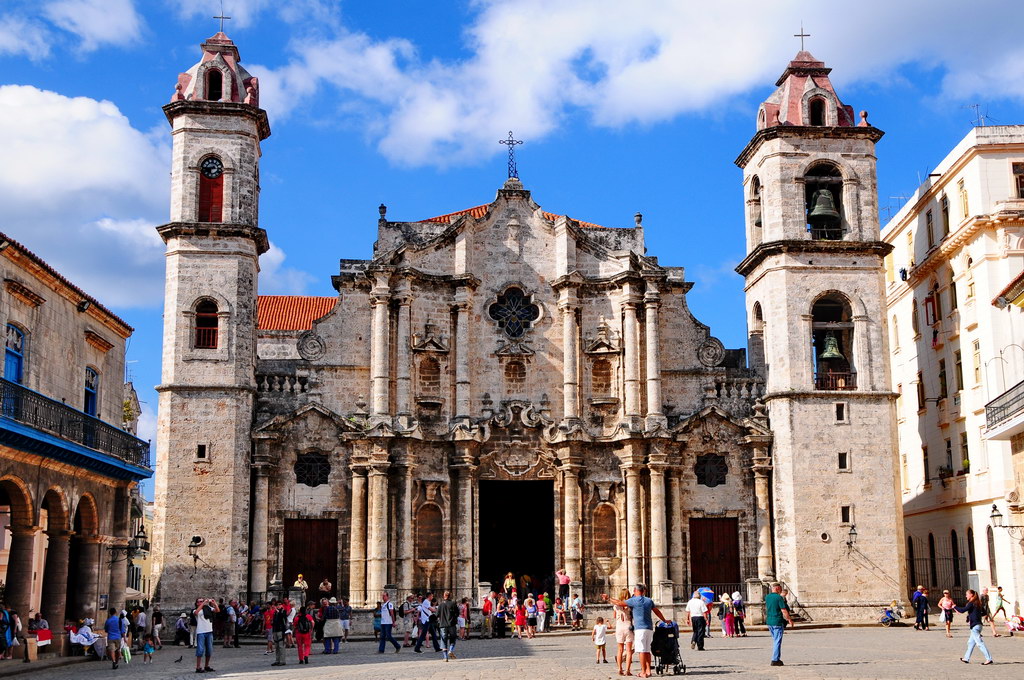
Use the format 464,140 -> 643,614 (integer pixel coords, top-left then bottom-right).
195,327 -> 218,349
0,378 -> 150,468
986,378 -> 1024,430
814,372 -> 857,391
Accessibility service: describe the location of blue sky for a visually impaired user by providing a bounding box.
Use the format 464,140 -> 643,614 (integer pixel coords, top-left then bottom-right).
3,1 -> 1024,498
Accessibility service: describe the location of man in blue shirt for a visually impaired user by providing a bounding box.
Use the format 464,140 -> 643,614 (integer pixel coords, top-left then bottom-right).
104,608 -> 122,670
603,584 -> 671,678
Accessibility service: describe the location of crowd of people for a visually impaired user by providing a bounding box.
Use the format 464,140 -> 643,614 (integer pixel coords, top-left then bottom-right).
910,584 -> 1015,665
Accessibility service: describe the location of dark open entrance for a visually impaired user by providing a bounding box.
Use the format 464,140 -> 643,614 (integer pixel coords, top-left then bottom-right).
478,480 -> 555,596
283,518 -> 338,598
689,517 -> 741,591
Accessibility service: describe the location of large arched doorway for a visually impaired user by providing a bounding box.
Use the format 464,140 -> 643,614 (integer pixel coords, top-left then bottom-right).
0,477 -> 35,616
68,494 -> 101,619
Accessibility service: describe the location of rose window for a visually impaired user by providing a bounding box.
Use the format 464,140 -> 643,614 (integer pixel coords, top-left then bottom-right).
488,287 -> 540,339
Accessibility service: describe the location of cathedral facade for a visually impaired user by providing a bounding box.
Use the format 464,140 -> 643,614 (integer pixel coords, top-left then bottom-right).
151,34 -> 905,620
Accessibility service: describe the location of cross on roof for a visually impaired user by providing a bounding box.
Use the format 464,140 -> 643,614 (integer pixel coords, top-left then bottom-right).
214,0 -> 231,33
794,22 -> 810,51
499,131 -> 523,179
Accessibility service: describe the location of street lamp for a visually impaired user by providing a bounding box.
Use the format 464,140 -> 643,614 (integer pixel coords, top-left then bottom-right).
846,524 -> 858,548
187,535 -> 205,574
990,504 -> 1024,539
108,523 -> 149,563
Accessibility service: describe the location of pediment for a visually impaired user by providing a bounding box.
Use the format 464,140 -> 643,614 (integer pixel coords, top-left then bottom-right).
253,402 -> 362,439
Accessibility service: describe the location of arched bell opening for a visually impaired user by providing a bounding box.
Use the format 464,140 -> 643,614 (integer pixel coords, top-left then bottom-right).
804,163 -> 844,240
748,175 -> 763,247
811,294 -> 855,390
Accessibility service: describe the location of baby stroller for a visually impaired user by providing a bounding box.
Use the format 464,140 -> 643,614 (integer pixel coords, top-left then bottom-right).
651,621 -> 685,675
878,604 -> 904,627
1006,615 -> 1024,636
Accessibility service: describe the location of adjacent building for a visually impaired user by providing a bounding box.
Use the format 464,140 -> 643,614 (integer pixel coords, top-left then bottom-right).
0,231 -> 152,627
884,125 -> 1024,609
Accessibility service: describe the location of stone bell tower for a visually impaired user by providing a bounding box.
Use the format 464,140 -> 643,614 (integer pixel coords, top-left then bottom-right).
735,51 -> 905,618
150,31 -> 270,607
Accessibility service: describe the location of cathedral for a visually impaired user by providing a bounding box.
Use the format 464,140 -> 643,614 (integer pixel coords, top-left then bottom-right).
151,32 -> 906,621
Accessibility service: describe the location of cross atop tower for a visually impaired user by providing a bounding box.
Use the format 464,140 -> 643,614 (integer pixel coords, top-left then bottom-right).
794,22 -> 810,51
214,0 -> 231,33
499,131 -> 523,179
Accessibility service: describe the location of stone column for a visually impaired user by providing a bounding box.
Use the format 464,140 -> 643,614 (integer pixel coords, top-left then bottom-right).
395,463 -> 416,590
560,294 -> 580,420
370,293 -> 391,417
562,464 -> 583,580
5,524 -> 38,616
249,461 -> 271,596
395,293 -> 413,419
366,462 -> 390,600
452,446 -> 477,598
454,290 -> 471,419
752,449 -> 775,580
349,465 -> 368,606
667,470 -> 685,586
644,287 -> 665,426
649,464 -> 669,585
109,541 -> 129,611
622,465 -> 644,584
41,529 -> 72,628
75,535 -> 103,618
621,289 -> 642,418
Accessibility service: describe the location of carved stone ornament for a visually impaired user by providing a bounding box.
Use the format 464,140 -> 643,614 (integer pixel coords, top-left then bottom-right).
297,331 -> 327,361
697,337 -> 726,367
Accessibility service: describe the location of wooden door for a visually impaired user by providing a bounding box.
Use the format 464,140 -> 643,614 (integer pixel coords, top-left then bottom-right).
689,517 -> 740,585
283,519 -> 338,593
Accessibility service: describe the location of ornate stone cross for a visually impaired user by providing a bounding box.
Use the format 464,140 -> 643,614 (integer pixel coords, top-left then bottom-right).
499,131 -> 523,179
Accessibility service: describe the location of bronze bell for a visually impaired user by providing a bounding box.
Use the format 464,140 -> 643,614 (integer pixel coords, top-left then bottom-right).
808,189 -> 841,226
819,331 -> 845,360
753,204 -> 762,227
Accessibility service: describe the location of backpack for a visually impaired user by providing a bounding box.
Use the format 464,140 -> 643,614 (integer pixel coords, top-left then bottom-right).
397,602 -> 407,619
295,614 -> 312,634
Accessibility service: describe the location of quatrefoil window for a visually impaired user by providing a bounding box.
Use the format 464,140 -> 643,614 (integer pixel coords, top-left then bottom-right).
694,454 -> 728,488
488,287 -> 540,339
294,452 -> 331,487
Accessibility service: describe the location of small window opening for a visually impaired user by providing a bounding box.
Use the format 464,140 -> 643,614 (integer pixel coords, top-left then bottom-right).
840,505 -> 852,524
835,403 -> 846,422
206,69 -> 223,101
196,444 -> 207,459
419,357 -> 441,396
84,367 -> 99,417
1014,162 -> 1024,199
805,163 -> 843,240
809,97 -> 826,126
838,452 -> 849,470
195,299 -> 219,349
592,359 -> 612,397
4,323 -> 25,384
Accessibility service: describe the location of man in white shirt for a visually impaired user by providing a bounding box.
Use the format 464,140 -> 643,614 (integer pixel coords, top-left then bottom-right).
377,592 -> 401,653
686,592 -> 709,651
413,593 -> 441,653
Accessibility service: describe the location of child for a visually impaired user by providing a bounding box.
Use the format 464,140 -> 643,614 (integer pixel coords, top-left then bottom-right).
372,602 -> 382,641
592,616 -> 608,664
142,634 -> 155,664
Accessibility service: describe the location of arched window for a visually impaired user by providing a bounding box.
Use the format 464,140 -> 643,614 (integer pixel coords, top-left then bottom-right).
906,536 -> 917,587
967,526 -> 977,571
4,324 -> 25,384
198,156 -> 224,223
416,504 -> 443,560
891,314 -> 900,351
811,294 -> 855,390
206,68 -> 223,101
752,302 -> 764,332
948,269 -> 958,310
750,176 -> 762,230
418,357 -> 441,396
592,505 -> 617,557
986,525 -> 998,585
84,367 -> 98,417
592,359 -> 612,397
805,163 -> 843,240
809,97 -> 826,126
928,533 -> 938,586
950,530 -> 962,587
504,360 -> 526,393
194,299 -> 219,349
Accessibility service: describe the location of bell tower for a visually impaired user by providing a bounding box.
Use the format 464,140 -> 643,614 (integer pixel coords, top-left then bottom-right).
150,31 -> 270,607
736,51 -> 905,617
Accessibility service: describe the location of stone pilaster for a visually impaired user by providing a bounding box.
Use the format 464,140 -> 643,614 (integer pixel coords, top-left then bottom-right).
249,457 -> 271,596
74,535 -> 103,619
395,291 -> 413,419
561,461 -> 583,580
621,285 -> 642,418
559,291 -> 580,421
752,447 -> 776,580
41,530 -> 72,628
366,458 -> 390,600
348,462 -> 368,606
5,524 -> 38,616
109,541 -> 129,611
644,285 -> 666,428
453,290 -> 472,419
369,290 -> 391,418
395,462 -> 416,590
621,463 -> 644,584
452,442 -> 478,598
648,463 -> 669,585
667,469 -> 685,587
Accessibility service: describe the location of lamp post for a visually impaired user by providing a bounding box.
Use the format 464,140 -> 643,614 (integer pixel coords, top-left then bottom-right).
187,535 -> 204,575
990,504 -> 1024,540
846,524 -> 858,549
108,524 -> 149,563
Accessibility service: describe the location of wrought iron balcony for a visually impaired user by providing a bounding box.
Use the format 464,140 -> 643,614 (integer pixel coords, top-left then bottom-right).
986,378 -> 1024,431
814,372 -> 857,391
0,378 -> 150,469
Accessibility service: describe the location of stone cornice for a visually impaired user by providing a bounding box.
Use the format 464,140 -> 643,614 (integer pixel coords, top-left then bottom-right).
736,239 -> 892,277
3,278 -> 45,307
904,214 -> 1022,286
156,221 -> 270,255
735,125 -> 883,169
163,100 -> 271,141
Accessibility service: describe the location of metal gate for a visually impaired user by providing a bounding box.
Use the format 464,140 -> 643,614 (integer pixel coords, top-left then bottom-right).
907,534 -> 968,601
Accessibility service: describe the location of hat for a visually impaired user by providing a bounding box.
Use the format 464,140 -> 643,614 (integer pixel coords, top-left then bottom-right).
732,591 -> 742,600
121,609 -> 128,615
329,597 -> 338,604
84,618 -> 95,625
180,613 -> 188,619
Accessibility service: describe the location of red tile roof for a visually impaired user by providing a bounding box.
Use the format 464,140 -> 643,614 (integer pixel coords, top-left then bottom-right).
422,205 -> 607,229
257,295 -> 335,331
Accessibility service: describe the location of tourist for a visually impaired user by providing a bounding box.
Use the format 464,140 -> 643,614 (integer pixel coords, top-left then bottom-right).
593,615 -> 609,664
513,600 -> 526,639
314,597 -> 327,643
556,569 -> 570,604
414,592 -> 441,653
991,586 -> 1010,621
285,598 -> 296,648
536,593 -> 547,632
571,592 -> 584,630
481,591 -> 495,639
221,599 -> 235,649
270,599 -> 289,667
614,587 -> 635,674
436,591 -> 459,661
980,588 -> 1001,637
914,587 -> 930,631
954,590 -> 993,665
378,592 -> 401,654
494,595 -> 508,638
175,613 -> 190,647
525,597 -> 538,638
765,583 -> 794,667
294,604 -> 314,664
401,595 -> 418,646
28,612 -> 47,632
686,590 -> 708,651
188,605 -> 198,648
152,606 -> 164,649
104,607 -> 123,670
136,606 -> 149,651
338,597 -> 352,643
938,590 -> 955,637
509,587 -> 519,611
294,573 -> 309,602
263,602 -> 276,654
319,577 -> 333,598
142,633 -> 155,664
554,597 -> 567,626
321,597 -> 342,654
458,597 -> 470,640
602,584 -> 671,680
503,572 -> 516,600
194,597 -> 218,673
731,591 -> 747,636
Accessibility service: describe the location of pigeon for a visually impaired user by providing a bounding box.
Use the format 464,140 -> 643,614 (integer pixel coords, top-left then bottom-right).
174,655 -> 183,663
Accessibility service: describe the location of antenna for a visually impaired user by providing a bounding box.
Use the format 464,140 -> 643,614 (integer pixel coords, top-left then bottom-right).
965,103 -> 997,127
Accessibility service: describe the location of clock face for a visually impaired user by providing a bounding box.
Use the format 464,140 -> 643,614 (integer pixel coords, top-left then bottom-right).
200,157 -> 223,179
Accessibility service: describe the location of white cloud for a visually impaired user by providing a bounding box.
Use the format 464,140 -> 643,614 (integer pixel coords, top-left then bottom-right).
43,0 -> 144,52
259,242 -> 316,294
241,0 -> 1024,168
0,15 -> 51,59
172,0 -> 340,31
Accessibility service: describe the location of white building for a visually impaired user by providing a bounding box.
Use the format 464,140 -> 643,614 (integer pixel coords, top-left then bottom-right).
884,125 -> 1024,611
